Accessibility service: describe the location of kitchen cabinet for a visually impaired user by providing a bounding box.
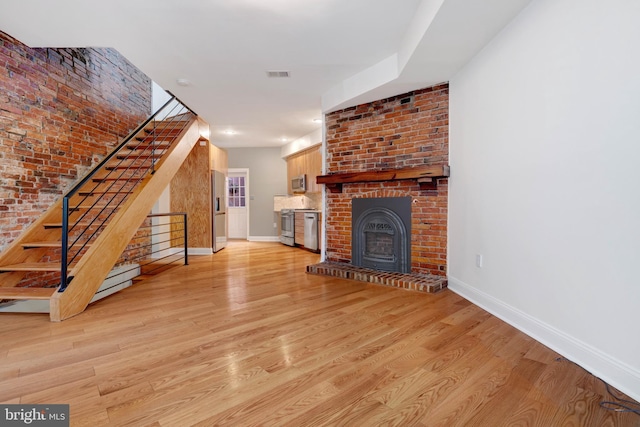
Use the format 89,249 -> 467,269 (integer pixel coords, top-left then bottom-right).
286,145 -> 322,194
294,211 -> 305,246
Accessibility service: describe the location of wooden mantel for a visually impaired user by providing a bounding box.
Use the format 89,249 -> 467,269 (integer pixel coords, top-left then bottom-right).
316,164 -> 450,193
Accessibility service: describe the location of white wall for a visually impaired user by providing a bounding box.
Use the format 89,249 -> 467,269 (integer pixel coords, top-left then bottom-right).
449,0 -> 640,400
152,81 -> 172,113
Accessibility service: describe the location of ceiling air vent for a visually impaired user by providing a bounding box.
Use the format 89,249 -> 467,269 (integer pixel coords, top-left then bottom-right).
266,70 -> 290,78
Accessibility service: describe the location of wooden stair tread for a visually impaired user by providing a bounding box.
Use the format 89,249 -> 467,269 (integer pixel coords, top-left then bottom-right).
43,221 -> 79,228
21,241 -> 62,248
116,151 -> 164,160
78,190 -> 134,196
105,164 -> 152,171
128,143 -> 172,149
0,287 -> 56,300
0,262 -> 61,272
94,172 -> 145,177
21,241 -> 91,249
71,205 -> 119,211
144,126 -> 185,132
93,176 -> 145,183
122,146 -> 169,152
142,132 -> 182,138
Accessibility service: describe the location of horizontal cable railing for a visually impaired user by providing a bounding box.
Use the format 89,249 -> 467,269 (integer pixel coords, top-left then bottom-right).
92,212 -> 188,299
59,92 -> 195,292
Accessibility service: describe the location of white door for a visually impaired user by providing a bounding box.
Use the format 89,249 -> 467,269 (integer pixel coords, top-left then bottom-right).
228,169 -> 249,239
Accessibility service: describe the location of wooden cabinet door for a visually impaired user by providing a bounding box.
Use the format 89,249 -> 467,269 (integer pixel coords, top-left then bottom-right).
294,212 -> 305,245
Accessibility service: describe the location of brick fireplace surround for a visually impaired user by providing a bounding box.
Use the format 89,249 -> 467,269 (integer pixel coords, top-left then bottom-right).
307,83 -> 449,293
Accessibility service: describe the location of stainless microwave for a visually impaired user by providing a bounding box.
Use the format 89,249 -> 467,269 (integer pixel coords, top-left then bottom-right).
291,174 -> 306,192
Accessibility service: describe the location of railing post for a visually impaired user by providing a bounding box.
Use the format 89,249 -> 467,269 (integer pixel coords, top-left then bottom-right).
183,213 -> 189,265
59,197 -> 70,292
151,119 -> 157,175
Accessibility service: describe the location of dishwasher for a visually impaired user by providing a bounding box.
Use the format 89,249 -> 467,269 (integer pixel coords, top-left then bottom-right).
303,212 -> 319,251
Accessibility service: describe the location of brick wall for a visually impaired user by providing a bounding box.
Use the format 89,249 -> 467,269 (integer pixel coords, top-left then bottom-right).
324,83 -> 448,276
0,31 -> 152,251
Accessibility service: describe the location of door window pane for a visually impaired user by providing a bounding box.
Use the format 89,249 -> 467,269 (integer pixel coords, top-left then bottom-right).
228,176 -> 246,208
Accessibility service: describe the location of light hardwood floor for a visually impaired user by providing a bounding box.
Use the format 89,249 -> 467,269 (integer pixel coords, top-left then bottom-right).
1,241 -> 638,426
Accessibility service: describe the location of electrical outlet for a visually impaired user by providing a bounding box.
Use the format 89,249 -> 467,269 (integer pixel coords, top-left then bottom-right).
475,254 -> 483,268
273,222 -> 277,228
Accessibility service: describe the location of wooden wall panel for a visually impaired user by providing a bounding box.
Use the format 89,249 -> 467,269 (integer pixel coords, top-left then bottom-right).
171,142 -> 211,249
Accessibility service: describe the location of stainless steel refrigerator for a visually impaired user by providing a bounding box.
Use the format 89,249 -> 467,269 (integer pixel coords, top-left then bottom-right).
212,170 -> 227,252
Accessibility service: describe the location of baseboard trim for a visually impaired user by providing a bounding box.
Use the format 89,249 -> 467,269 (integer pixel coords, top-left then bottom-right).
448,275 -> 640,402
188,247 -> 213,255
248,236 -> 280,242
151,247 -> 183,258
0,264 -> 140,313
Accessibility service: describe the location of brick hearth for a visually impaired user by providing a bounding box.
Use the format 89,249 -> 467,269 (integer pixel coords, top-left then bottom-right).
307,262 -> 447,294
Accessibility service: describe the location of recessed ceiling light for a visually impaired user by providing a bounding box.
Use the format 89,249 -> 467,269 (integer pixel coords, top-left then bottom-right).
266,70 -> 290,78
313,118 -> 322,123
223,130 -> 236,135
176,78 -> 191,86
281,137 -> 288,142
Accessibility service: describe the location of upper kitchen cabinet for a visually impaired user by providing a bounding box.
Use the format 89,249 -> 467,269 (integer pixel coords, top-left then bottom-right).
286,145 -> 322,194
210,142 -> 228,174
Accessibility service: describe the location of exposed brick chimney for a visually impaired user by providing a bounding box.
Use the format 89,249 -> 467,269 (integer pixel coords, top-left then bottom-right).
323,83 -> 449,277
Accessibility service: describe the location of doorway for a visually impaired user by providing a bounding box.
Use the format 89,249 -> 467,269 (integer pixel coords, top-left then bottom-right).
228,168 -> 250,239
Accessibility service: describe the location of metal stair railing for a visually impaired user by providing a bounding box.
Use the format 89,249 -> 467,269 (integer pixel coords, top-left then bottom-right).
59,92 -> 196,292
95,212 -> 188,299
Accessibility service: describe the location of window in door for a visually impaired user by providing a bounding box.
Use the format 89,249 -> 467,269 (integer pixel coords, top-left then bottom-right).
228,176 -> 246,207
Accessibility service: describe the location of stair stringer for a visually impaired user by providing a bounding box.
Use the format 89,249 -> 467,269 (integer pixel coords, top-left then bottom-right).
49,118 -> 201,321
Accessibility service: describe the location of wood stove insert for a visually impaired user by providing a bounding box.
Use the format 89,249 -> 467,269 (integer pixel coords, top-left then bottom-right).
352,197 -> 411,273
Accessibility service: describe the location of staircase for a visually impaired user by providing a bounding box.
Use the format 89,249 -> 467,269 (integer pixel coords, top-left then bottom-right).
0,94 -> 202,321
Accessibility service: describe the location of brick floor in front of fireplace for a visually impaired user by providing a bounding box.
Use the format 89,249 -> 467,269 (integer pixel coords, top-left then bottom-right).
306,262 -> 448,294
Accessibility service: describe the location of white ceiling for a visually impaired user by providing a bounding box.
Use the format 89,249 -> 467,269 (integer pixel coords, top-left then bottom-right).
0,0 -> 531,148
